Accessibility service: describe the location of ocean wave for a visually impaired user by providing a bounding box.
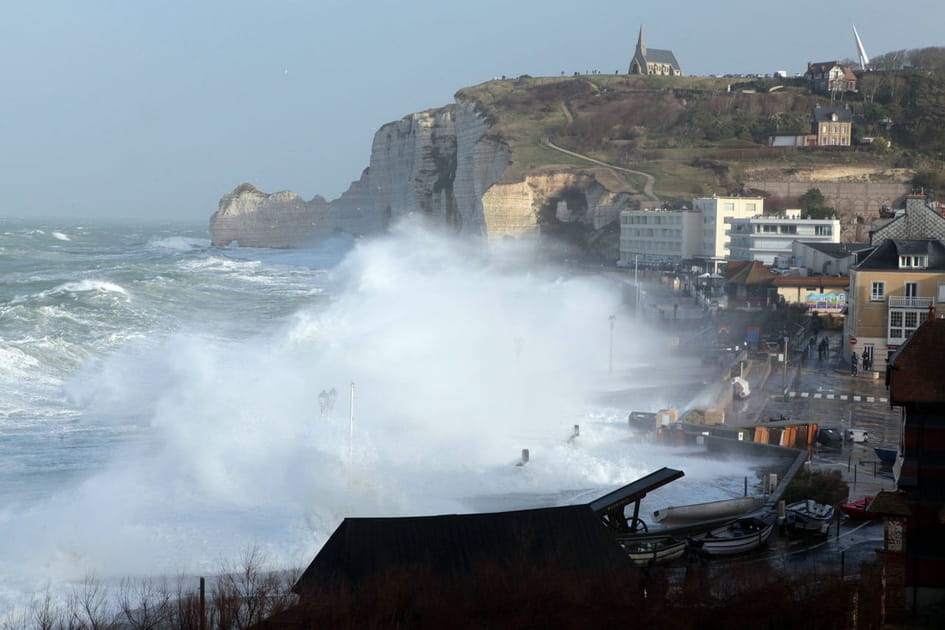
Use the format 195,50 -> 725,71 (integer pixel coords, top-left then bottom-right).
147,236 -> 210,251
47,279 -> 129,297
51,232 -> 71,241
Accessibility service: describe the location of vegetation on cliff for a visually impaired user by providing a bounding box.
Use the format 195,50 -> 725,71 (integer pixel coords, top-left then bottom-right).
456,52 -> 945,206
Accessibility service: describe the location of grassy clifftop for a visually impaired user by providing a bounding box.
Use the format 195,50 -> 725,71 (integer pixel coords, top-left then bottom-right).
456,73 -> 937,204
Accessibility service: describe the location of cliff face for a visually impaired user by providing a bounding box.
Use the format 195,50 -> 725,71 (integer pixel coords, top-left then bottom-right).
210,99 -> 635,253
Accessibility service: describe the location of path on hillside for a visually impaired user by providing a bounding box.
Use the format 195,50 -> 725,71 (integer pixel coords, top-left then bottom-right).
540,134 -> 659,202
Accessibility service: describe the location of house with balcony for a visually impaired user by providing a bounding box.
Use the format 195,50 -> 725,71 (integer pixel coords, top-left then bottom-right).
728,209 -> 840,266
842,239 -> 945,370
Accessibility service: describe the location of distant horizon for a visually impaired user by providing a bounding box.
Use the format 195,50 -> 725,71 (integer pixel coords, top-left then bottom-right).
2,1 -> 942,221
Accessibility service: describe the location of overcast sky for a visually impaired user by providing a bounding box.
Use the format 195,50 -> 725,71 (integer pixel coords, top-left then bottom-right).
1,0 -> 942,223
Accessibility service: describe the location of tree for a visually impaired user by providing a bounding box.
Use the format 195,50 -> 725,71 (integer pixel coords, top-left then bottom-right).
798,188 -> 837,219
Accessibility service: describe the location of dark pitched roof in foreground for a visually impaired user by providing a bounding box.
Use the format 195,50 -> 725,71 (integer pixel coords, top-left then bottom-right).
856,239 -> 945,270
293,504 -> 632,596
797,241 -> 871,258
887,318 -> 945,404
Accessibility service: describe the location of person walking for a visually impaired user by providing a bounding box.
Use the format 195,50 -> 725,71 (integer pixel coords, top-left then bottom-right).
851,352 -> 859,376
862,349 -> 870,372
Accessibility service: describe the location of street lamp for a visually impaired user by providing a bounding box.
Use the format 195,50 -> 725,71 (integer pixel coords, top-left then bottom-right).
609,314 -> 616,374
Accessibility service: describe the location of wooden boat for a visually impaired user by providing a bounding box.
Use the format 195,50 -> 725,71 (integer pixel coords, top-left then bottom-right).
874,447 -> 897,464
840,496 -> 879,520
653,496 -> 764,524
688,516 -> 774,556
617,535 -> 687,566
785,499 -> 835,534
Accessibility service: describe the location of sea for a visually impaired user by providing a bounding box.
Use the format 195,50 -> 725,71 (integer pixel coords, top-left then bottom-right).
0,216 -> 758,616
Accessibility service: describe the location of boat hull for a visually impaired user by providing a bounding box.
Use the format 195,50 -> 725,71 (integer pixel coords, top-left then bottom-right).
618,536 -> 687,566
690,516 -> 774,556
785,500 -> 835,534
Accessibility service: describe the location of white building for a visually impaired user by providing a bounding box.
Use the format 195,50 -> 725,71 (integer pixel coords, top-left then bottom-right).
618,196 -> 763,270
618,208 -> 701,267
692,196 -> 764,271
729,209 -> 840,266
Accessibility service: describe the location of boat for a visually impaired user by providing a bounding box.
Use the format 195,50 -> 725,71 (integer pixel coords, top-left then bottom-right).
617,535 -> 687,566
840,496 -> 879,520
785,499 -> 835,534
688,516 -> 774,556
874,447 -> 897,464
653,496 -> 764,524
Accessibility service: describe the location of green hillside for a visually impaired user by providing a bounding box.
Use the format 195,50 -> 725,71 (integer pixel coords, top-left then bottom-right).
456,69 -> 945,205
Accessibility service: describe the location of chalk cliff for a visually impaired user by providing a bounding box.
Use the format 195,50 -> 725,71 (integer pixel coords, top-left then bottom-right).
210,99 -> 636,255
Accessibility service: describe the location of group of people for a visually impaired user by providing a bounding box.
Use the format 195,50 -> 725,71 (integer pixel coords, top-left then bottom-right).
851,349 -> 873,376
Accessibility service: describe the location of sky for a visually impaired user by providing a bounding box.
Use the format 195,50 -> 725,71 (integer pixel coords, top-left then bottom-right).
1,0 -> 942,223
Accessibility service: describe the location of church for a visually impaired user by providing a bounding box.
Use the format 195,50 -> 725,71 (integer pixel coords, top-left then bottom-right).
628,25 -> 682,76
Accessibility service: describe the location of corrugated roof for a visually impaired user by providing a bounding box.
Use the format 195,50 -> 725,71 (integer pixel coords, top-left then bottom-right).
887,318 -> 945,403
293,504 -> 633,596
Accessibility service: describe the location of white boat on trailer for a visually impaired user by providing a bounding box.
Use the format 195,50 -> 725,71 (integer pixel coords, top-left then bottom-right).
688,515 -> 775,556
785,499 -> 835,534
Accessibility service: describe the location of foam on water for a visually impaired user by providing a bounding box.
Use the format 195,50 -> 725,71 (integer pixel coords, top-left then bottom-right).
0,220 -> 746,616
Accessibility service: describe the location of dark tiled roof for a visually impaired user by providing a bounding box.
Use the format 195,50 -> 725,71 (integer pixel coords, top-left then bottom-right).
854,239 -> 945,270
888,319 -> 945,403
813,106 -> 854,123
293,504 -> 632,596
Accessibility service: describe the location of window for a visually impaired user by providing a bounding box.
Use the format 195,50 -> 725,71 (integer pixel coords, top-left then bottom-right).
815,225 -> 832,236
762,225 -> 777,233
889,311 -> 903,338
899,255 -> 928,269
779,225 -> 797,234
938,283 -> 945,302
870,281 -> 885,301
905,282 -> 918,298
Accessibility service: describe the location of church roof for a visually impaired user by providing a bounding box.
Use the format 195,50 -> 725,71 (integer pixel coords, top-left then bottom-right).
643,48 -> 680,68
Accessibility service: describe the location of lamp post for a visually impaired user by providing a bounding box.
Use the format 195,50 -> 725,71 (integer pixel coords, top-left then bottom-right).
609,314 -> 616,374
782,336 -> 790,394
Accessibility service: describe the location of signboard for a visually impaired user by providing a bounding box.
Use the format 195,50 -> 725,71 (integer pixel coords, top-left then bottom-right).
850,336 -> 857,346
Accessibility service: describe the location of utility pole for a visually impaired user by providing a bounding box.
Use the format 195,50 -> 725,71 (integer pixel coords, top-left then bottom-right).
609,314 -> 616,373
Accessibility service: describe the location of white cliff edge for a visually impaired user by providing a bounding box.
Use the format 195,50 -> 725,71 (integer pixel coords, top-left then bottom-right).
210,99 -> 637,256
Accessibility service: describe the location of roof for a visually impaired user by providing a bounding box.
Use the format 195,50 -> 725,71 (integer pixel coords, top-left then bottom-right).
813,106 -> 854,123
772,276 -> 849,289
808,60 -> 842,72
796,241 -> 872,258
854,239 -> 945,270
644,48 -> 680,68
726,261 -> 775,286
887,318 -> 945,404
588,467 -> 684,515
867,490 -> 911,517
292,504 -> 633,596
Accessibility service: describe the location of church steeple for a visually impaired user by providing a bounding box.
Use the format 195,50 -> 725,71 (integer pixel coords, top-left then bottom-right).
637,25 -> 646,57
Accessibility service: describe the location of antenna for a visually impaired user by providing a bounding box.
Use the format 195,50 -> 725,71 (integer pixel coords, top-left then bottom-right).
853,24 -> 870,71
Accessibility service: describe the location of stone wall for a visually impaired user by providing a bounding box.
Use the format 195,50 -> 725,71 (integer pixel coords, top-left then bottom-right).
747,180 -> 911,242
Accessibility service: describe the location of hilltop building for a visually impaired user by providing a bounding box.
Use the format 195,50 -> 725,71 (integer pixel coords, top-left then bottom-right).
806,60 -> 858,93
628,26 -> 682,76
767,106 -> 854,147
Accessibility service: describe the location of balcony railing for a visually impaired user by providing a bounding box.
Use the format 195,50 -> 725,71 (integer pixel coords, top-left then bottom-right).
888,296 -> 933,308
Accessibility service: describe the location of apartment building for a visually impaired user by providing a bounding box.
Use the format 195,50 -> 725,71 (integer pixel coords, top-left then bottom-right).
843,239 -> 945,370
728,209 -> 841,265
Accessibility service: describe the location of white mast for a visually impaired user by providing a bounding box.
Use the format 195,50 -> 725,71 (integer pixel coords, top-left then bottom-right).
853,24 -> 870,71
